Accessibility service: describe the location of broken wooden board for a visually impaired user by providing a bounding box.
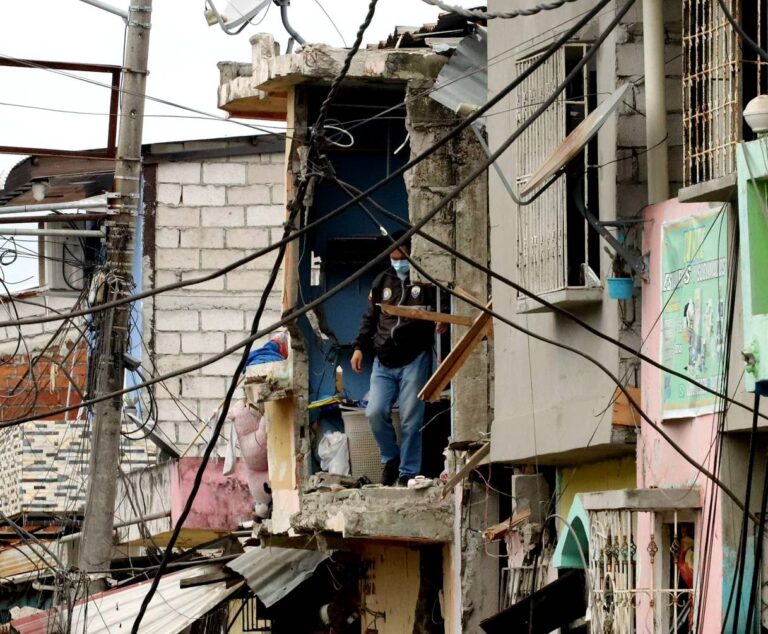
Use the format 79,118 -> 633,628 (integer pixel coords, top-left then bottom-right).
441,442 -> 490,498
420,301 -> 493,402
378,303 -> 475,326
611,386 -> 641,426
451,286 -> 486,306
482,509 -> 531,542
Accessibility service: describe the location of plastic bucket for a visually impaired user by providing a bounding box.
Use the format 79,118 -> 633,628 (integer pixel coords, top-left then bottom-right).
607,277 -> 634,300
608,277 -> 635,299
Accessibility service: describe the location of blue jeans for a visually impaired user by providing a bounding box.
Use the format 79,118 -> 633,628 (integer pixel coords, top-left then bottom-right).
366,351 -> 431,478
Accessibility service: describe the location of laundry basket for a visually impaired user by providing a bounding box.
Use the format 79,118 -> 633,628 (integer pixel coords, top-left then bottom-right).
342,409 -> 401,484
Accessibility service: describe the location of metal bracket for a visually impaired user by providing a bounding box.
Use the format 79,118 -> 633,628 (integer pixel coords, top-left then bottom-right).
573,189 -> 646,276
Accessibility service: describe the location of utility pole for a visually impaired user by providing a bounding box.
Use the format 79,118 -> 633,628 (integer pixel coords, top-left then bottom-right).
78,0 -> 152,581
642,0 -> 669,204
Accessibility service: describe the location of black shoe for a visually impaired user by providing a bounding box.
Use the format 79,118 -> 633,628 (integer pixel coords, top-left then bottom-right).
381,458 -> 400,486
396,475 -> 411,487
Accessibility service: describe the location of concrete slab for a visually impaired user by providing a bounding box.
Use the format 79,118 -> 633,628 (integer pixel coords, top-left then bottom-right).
290,485 -> 454,542
579,487 -> 701,511
678,173 -> 737,203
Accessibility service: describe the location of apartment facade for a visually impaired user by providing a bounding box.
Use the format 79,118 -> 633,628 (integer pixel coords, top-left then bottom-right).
485,0 -> 768,632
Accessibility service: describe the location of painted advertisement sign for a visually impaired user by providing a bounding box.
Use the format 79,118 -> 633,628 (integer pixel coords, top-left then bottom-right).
661,208 -> 728,418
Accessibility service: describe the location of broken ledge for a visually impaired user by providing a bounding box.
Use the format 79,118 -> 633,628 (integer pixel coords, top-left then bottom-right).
516,286 -> 603,314
289,486 -> 454,543
218,33 -> 447,120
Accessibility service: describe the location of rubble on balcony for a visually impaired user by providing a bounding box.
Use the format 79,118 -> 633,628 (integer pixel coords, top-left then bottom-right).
290,483 -> 453,542
217,31 -> 452,120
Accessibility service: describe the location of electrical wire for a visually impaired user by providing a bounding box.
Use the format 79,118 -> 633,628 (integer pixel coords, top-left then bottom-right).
717,0 -> 768,63
746,393 -> 766,633
131,3 -> 381,629
312,0 -> 347,47
420,0 -> 581,20
0,0 -> 632,430
0,51 -> 288,140
0,100 -> 283,128
355,186 -> 758,525
0,0 -> 606,332
729,391 -> 762,633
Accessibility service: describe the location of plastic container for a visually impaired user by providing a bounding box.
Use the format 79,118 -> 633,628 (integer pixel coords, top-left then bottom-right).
607,277 -> 634,300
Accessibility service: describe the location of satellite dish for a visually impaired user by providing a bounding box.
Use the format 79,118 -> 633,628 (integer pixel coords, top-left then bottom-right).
520,83 -> 631,195
207,0 -> 271,31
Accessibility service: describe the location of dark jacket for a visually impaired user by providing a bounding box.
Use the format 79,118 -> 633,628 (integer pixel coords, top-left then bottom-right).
353,268 -> 437,368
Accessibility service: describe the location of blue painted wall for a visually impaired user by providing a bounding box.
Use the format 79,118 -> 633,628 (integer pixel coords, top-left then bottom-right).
297,88 -> 411,404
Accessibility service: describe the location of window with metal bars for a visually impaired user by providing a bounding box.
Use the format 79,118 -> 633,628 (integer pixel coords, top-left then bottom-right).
514,44 -> 600,296
683,0 -> 768,186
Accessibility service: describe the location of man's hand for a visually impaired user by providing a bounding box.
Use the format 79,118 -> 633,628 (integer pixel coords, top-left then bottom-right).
436,322 -> 448,335
351,349 -> 364,373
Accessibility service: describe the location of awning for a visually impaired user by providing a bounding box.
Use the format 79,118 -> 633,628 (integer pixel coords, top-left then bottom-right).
226,547 -> 328,608
480,570 -> 587,634
11,563 -> 241,634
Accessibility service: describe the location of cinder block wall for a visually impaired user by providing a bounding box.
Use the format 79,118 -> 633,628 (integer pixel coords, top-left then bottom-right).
148,150 -> 285,449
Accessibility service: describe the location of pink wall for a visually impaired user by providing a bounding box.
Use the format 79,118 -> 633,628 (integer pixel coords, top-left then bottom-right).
638,198 -> 723,632
171,457 -> 254,530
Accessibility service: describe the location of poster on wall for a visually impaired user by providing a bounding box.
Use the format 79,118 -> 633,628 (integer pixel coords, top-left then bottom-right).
661,208 -> 728,419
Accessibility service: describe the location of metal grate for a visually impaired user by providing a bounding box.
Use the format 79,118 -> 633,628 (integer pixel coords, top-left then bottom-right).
588,510 -> 696,633
342,409 -> 401,484
514,44 -> 593,295
683,0 -> 768,185
242,595 -> 272,632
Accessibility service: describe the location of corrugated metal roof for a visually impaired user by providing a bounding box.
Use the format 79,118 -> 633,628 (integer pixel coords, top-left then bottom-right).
0,542 -> 61,585
430,28 -> 488,127
226,547 -> 328,607
11,564 -> 241,634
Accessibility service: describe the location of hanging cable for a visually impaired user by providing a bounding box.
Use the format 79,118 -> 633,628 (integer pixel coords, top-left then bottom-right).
131,3 -> 379,630
420,0 -> 581,20
746,392 -> 766,633
729,390 -> 762,633
0,0 -> 612,334
717,0 -> 768,63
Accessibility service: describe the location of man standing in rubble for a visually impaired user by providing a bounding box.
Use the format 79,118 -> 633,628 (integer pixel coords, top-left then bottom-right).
351,232 -> 445,486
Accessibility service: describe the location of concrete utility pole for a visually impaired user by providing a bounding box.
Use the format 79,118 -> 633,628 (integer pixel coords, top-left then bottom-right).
642,0 -> 670,204
78,0 -> 152,580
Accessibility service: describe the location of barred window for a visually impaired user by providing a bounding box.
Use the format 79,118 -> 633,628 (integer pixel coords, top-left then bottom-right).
515,44 -> 600,296
683,0 -> 768,185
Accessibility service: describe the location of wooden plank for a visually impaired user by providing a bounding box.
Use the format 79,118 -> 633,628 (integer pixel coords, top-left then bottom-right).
451,286 -> 486,306
441,442 -> 490,498
482,509 -> 531,542
419,301 -> 493,402
377,303 -> 475,326
611,386 -> 641,426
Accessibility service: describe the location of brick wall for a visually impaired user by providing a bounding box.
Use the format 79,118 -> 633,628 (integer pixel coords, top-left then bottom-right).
0,298 -> 153,514
148,150 -> 285,448
0,292 -> 83,357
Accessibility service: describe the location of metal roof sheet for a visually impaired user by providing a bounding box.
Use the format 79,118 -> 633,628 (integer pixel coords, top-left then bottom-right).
430,28 -> 488,127
226,546 -> 328,607
11,563 -> 241,634
0,542 -> 61,585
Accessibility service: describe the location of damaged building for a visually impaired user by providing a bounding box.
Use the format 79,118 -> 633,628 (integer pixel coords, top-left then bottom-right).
216,17 -> 495,632
5,0 -> 768,631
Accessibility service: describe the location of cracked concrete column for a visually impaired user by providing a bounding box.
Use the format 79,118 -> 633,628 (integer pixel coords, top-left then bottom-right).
405,79 -> 490,443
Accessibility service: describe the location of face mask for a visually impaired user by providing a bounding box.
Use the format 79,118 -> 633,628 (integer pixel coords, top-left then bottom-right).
391,259 -> 410,276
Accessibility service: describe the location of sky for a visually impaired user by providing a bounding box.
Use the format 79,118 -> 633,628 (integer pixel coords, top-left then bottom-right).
0,0 -> 478,178
0,0 -> 476,290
